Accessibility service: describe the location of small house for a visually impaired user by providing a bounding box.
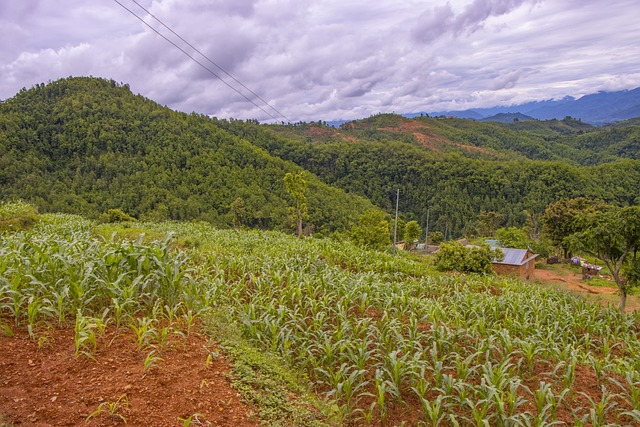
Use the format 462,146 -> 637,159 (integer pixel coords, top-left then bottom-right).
492,248 -> 538,281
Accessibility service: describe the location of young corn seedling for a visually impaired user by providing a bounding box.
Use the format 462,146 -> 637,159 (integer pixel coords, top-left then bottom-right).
609,371 -> 640,410
74,310 -> 97,360
130,317 -> 158,351
374,370 -> 388,426
86,394 -> 129,423
416,393 -> 447,427
143,349 -> 164,375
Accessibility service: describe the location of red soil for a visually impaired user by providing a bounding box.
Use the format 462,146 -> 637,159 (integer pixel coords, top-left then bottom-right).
0,324 -> 259,427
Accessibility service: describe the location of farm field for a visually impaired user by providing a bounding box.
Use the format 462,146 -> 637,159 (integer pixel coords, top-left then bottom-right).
2,212 -> 640,426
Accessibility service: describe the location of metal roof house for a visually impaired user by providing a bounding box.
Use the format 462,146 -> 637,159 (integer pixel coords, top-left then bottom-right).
492,248 -> 539,281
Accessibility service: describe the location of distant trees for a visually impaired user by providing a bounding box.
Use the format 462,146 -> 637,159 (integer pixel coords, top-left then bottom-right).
495,226 -> 529,249
0,77 -> 378,234
429,231 -> 444,245
230,197 -> 246,229
98,208 -> 136,223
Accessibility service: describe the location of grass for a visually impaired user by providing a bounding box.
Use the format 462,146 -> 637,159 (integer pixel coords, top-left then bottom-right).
0,200 -> 39,232
204,308 -> 335,427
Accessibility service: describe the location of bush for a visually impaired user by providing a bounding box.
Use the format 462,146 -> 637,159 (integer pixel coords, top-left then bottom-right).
434,241 -> 503,274
98,208 -> 137,223
0,201 -> 39,232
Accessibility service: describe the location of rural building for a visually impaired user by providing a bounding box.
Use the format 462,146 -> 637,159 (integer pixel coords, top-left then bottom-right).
492,248 -> 539,281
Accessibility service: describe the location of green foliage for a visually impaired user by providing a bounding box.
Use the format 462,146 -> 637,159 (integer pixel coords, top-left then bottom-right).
569,205 -> 640,311
0,201 -> 39,232
495,227 -> 529,249
434,241 -> 503,274
5,213 -> 640,425
227,116 -> 640,240
98,208 -> 136,223
0,77 -> 377,234
404,220 -> 422,246
284,171 -> 308,237
229,197 -> 246,228
350,210 -> 391,251
429,231 -> 444,245
543,198 -> 607,257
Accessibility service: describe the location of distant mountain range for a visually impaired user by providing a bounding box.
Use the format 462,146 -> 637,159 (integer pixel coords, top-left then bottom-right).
425,87 -> 640,125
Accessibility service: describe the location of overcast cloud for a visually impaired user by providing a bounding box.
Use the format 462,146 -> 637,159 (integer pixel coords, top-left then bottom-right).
1,0 -> 639,122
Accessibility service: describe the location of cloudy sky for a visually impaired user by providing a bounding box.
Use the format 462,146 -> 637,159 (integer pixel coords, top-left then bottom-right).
1,0 -> 639,122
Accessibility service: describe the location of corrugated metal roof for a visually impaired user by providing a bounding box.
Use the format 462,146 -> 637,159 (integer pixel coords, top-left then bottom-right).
494,248 -> 529,265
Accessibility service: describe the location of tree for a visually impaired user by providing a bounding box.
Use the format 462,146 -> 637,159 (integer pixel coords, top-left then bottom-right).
477,211 -> 504,237
495,227 -> 529,249
350,210 -> 391,251
98,208 -> 136,223
569,205 -> 640,312
283,171 -> 308,238
230,197 -> 246,228
543,198 -> 605,258
404,220 -> 422,250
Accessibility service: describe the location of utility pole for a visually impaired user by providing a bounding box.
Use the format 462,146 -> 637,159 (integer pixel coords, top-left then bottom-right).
392,189 -> 399,255
424,208 -> 429,247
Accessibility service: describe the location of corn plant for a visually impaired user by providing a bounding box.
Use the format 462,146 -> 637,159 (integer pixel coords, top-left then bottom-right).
86,394 -> 129,423
74,310 -> 97,360
143,349 -> 164,374
130,317 -> 158,351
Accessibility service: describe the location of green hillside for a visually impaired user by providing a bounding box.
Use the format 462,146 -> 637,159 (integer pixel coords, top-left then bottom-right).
0,77 -> 378,234
2,78 -> 639,239
218,116 -> 640,237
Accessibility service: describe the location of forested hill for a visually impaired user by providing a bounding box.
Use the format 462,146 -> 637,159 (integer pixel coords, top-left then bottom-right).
217,115 -> 640,238
0,77 -> 379,234
2,77 -> 639,239
265,113 -> 640,165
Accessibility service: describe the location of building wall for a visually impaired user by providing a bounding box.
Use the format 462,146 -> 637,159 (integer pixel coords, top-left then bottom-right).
492,259 -> 536,281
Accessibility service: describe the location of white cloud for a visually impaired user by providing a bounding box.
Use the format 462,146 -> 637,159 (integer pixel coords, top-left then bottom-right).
0,0 -> 639,121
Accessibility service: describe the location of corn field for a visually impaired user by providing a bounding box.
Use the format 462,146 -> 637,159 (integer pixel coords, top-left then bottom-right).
2,212 -> 640,426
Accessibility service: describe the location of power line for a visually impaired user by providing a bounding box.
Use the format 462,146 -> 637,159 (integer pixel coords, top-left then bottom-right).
111,0 -> 288,122
127,0 -> 290,122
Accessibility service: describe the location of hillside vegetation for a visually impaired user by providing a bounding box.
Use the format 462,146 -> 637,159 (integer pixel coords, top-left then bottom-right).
1,77 -> 639,239
219,115 -> 640,237
0,77 -> 377,234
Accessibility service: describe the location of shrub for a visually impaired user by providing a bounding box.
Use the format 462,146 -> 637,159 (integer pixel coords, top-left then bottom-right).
98,209 -> 137,223
0,201 -> 39,232
434,241 -> 503,274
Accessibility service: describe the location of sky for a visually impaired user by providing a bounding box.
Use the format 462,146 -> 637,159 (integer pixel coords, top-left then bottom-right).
1,0 -> 639,122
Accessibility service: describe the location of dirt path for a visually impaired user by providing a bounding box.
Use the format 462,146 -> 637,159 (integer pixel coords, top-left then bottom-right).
535,267 -> 640,312
0,324 -> 259,427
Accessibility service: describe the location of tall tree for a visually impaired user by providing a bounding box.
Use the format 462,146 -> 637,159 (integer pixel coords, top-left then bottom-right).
543,198 -> 605,258
569,205 -> 640,312
283,171 -> 308,238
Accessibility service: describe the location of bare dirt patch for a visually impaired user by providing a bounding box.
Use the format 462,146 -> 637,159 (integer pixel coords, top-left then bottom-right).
0,324 -> 259,427
535,265 -> 640,312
